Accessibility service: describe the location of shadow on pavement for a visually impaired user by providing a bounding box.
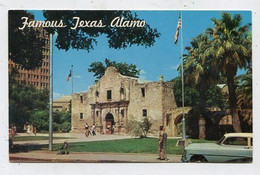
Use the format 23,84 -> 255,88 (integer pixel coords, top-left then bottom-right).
10,143 -> 48,153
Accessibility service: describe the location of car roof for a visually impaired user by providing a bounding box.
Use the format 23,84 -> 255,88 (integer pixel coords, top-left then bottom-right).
224,133 -> 253,137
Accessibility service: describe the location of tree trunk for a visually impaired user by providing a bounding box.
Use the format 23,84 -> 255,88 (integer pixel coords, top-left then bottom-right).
198,78 -> 207,139
226,68 -> 242,132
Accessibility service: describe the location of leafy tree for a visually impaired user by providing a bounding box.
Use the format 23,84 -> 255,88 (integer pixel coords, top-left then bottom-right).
88,58 -> 140,80
206,12 -> 251,132
206,85 -> 226,109
43,10 -> 160,51
31,110 -> 71,132
9,10 -> 45,70
9,10 -> 160,70
9,68 -> 49,130
172,76 -> 199,107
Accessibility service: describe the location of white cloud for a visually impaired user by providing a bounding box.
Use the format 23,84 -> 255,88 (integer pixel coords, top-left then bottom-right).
164,64 -> 179,70
53,92 -> 62,100
139,69 -> 147,80
73,75 -> 82,78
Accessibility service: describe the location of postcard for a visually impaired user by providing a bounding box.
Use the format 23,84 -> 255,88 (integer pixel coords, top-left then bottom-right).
7,9 -> 253,163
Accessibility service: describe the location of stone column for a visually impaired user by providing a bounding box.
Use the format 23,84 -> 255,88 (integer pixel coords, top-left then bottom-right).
91,109 -> 95,125
99,109 -> 102,125
125,107 -> 128,126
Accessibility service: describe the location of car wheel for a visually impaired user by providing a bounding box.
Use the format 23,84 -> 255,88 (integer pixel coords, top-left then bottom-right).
190,156 -> 208,163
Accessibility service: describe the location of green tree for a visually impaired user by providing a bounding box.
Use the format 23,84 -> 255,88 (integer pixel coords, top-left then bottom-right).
236,69 -> 252,109
9,68 -> 49,130
31,110 -> 71,132
206,12 -> 251,132
9,10 -> 45,70
9,10 -> 160,70
206,85 -> 226,109
172,76 -> 199,107
183,34 -> 219,110
88,58 -> 140,80
43,10 -> 160,51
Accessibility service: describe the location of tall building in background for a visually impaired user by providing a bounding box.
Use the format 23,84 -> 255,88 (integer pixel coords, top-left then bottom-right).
8,22 -> 50,90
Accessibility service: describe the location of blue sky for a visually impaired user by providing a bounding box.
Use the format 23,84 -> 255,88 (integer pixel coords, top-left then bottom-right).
29,10 -> 251,99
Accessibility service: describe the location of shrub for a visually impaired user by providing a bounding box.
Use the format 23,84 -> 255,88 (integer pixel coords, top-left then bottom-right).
126,116 -> 152,138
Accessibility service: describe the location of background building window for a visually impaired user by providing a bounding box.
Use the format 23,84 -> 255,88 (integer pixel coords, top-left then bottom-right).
107,90 -> 112,100
80,113 -> 83,119
142,109 -> 147,117
141,88 -> 145,97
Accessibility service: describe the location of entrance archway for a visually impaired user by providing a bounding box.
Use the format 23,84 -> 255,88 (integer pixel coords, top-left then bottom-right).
105,112 -> 114,134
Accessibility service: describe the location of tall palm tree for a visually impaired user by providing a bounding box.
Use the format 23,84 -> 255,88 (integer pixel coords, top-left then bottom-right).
183,34 -> 218,138
206,12 -> 251,132
236,69 -> 252,109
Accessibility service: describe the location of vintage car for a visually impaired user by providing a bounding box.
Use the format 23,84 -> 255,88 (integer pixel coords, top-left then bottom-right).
181,133 -> 253,163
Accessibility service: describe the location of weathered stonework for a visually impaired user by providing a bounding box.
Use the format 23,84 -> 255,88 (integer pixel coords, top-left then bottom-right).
53,95 -> 72,112
71,67 -> 179,136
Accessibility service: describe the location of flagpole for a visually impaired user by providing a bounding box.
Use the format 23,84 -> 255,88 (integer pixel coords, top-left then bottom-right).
180,11 -> 186,140
49,33 -> 53,151
71,65 -> 73,94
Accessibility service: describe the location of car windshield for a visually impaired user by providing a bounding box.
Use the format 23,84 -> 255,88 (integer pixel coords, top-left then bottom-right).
217,136 -> 225,145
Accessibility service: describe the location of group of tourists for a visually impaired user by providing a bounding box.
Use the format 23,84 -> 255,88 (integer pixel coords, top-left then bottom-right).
85,123 -> 96,137
9,124 -> 17,137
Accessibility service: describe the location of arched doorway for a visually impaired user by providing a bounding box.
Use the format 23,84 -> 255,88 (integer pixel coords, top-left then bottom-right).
174,114 -> 183,137
105,112 -> 114,134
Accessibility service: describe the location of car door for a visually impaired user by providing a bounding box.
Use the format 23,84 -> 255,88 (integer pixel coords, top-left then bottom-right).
217,137 -> 251,162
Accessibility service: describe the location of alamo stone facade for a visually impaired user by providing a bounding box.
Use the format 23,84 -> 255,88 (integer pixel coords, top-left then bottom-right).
71,67 -> 183,136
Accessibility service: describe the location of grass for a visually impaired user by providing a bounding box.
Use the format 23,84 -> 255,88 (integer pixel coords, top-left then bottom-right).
11,136 -> 73,142
52,137 -> 216,155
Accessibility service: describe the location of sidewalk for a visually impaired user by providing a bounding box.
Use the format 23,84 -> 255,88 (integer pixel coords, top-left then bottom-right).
10,151 -> 182,163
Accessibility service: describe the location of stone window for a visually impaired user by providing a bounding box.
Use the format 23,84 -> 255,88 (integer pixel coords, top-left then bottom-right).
142,109 -> 147,117
80,113 -> 83,119
120,87 -> 125,100
95,91 -> 99,97
121,109 -> 124,118
80,95 -> 83,103
96,111 -> 99,117
107,90 -> 112,100
120,87 -> 124,94
141,88 -> 145,97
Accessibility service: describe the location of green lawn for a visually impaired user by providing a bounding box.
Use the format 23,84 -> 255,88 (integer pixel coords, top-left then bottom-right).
53,137 -> 216,155
12,136 -> 73,142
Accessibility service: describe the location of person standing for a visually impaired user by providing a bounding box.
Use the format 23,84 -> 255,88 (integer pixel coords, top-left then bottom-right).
27,124 -> 31,135
92,124 -> 96,136
33,126 -> 37,136
85,123 -> 89,137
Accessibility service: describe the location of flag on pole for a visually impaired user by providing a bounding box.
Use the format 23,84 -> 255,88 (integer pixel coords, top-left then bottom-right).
174,15 -> 181,44
67,69 -> 72,82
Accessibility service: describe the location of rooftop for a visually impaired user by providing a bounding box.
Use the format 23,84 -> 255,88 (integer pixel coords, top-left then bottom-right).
54,95 -> 72,102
